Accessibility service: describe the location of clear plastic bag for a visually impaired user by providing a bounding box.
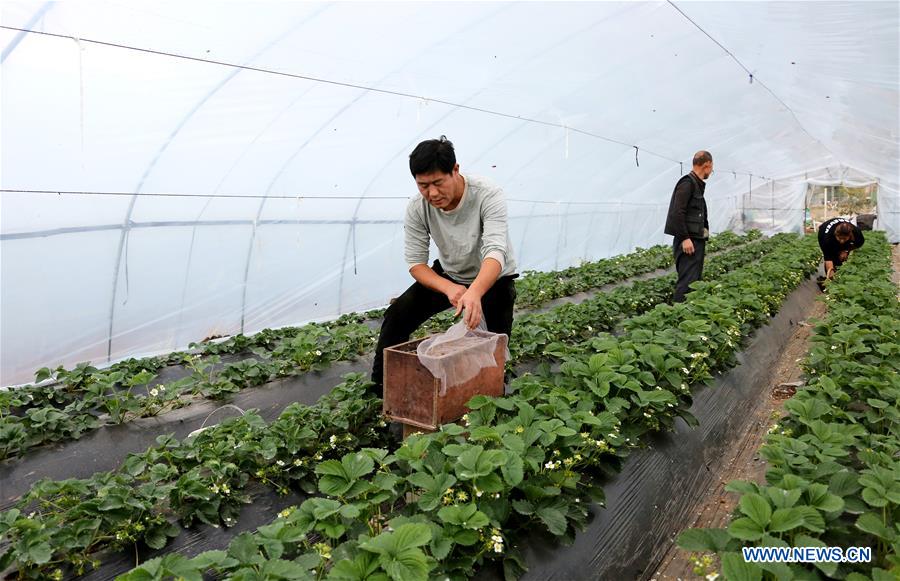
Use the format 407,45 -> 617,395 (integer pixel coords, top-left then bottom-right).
417,318 -> 507,395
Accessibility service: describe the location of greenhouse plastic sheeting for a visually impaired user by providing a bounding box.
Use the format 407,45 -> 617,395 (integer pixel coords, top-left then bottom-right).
731,167 -> 886,237
1,1 -> 898,385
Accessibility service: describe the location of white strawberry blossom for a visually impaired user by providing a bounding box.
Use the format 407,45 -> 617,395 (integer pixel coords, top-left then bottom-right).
490,528 -> 504,553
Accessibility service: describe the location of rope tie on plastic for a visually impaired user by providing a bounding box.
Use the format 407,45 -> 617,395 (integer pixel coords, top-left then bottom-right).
634,146 -> 640,167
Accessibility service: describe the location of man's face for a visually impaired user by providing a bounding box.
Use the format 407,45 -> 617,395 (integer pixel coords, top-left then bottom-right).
415,167 -> 459,209
835,232 -> 851,245
697,161 -> 714,180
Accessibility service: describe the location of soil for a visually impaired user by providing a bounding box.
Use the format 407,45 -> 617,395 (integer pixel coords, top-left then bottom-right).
650,296 -> 827,581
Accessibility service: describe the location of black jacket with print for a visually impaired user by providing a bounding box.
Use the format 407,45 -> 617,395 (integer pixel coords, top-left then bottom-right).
818,217 -> 864,265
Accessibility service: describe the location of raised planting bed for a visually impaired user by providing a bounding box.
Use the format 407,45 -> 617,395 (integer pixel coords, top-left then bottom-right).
506,276 -> 821,581
677,231 -> 899,580
62,234 -> 823,581
0,235 -> 773,503
0,230 -> 758,464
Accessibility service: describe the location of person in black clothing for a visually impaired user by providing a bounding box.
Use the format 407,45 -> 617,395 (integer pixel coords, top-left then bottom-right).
664,151 -> 714,302
817,217 -> 864,279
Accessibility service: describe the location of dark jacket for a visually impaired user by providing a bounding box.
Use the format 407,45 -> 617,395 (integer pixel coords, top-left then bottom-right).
664,172 -> 709,241
818,217 -> 864,266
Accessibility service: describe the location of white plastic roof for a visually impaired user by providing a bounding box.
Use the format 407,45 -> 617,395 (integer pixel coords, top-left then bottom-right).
2,1 -> 898,385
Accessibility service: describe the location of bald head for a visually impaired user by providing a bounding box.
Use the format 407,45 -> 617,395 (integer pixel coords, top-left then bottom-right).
693,151 -> 712,166
692,150 -> 713,180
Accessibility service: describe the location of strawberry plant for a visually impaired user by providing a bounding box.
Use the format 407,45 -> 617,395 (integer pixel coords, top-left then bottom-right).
0,374 -> 391,578
106,234 -> 820,581
678,232 -> 899,579
0,231 -> 757,462
1,231 -> 794,579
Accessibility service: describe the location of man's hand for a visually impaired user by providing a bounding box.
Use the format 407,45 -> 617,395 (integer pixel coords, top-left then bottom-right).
838,250 -> 850,262
681,238 -> 695,255
454,256 -> 502,330
824,260 -> 835,279
454,287 -> 484,329
444,282 -> 467,308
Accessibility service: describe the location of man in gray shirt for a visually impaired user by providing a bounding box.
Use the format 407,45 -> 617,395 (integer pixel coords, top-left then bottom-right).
370,136 -> 518,395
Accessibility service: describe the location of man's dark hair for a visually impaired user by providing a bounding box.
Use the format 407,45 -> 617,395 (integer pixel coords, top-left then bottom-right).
835,221 -> 854,239
409,136 -> 456,176
693,150 -> 713,166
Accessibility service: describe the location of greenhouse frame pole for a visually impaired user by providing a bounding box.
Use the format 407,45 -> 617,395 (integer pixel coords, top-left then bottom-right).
771,180 -> 775,229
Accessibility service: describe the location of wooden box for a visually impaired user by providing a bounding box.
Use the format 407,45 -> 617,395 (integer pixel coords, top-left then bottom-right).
382,335 -> 508,432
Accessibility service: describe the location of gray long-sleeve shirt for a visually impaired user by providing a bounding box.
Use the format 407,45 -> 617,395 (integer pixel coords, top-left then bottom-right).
404,174 -> 517,284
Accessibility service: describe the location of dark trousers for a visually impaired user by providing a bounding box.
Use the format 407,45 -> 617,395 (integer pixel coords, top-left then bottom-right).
672,238 -> 706,303
370,260 -> 517,395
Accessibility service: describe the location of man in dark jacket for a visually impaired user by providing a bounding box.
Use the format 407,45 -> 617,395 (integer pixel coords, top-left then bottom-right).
818,217 -> 864,279
664,151 -> 714,302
